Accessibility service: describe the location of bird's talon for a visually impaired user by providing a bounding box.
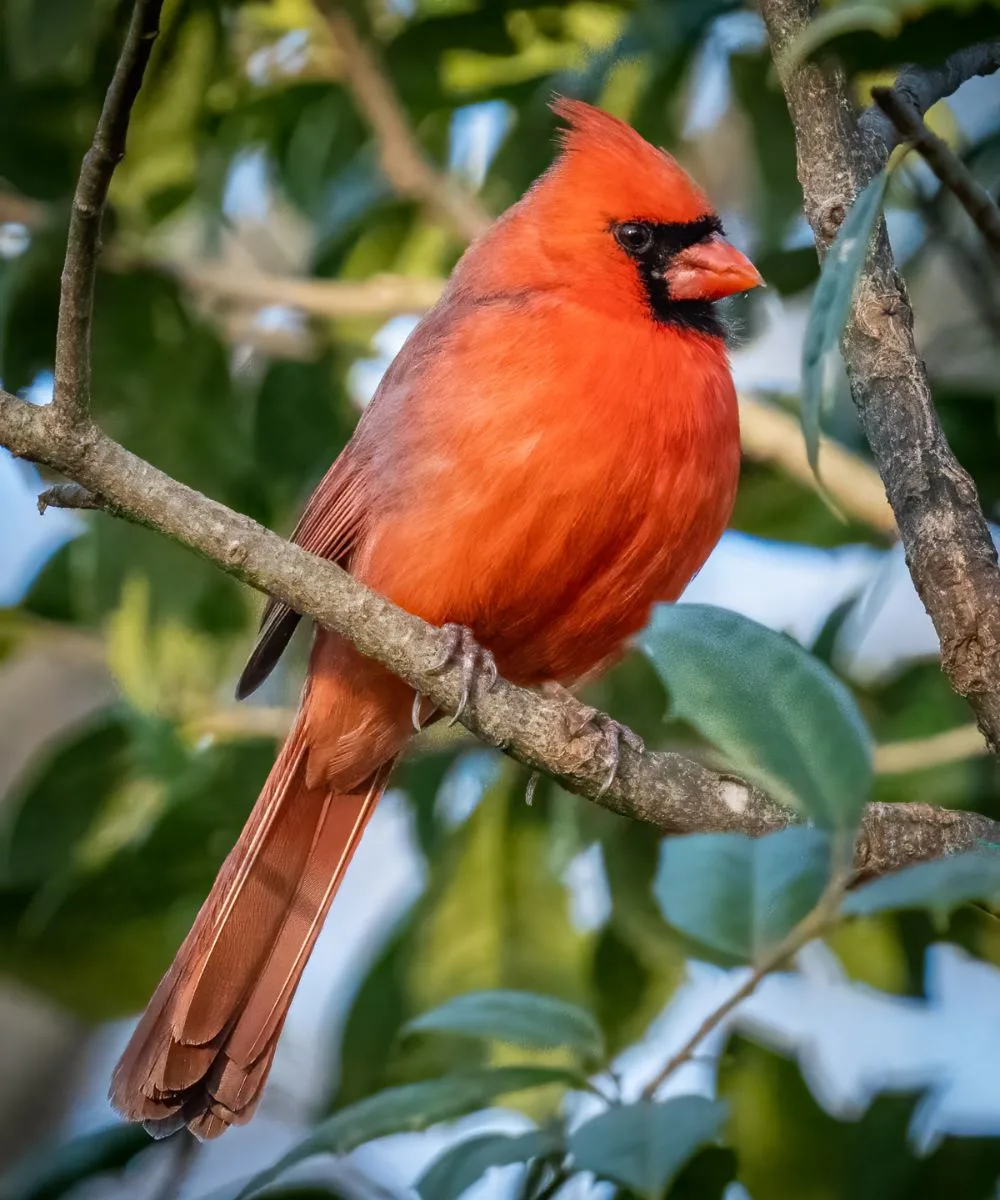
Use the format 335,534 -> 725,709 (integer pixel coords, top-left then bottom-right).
430,623 -> 496,725
412,691 -> 424,732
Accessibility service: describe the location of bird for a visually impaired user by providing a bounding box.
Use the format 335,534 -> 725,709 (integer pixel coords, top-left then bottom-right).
110,97 -> 762,1139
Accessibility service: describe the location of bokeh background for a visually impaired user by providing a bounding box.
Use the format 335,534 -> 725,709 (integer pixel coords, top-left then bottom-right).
3,1 -> 1000,1196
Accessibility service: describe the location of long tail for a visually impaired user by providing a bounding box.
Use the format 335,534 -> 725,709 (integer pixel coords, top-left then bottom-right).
109,711 -> 393,1140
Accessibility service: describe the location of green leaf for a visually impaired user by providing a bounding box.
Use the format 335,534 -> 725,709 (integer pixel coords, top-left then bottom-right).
569,1097 -> 728,1200
238,1067 -> 585,1199
801,170 -> 890,476
406,990 -> 604,1063
654,827 -> 833,964
0,1123 -> 150,1200
0,715 -> 130,889
639,604 -> 873,830
416,1129 -> 560,1200
842,849 -> 1000,918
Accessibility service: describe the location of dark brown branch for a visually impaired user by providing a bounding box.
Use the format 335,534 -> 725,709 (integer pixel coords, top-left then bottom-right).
872,85 -> 1000,258
316,2 -> 491,243
5,385 -> 999,876
52,0 -> 163,429
761,2 -> 1000,753
859,41 -> 1000,151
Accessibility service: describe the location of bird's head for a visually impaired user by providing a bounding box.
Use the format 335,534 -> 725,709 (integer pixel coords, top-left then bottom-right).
484,98 -> 763,336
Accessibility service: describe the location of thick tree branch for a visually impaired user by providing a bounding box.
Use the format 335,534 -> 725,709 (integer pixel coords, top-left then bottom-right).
761,1 -> 1000,752
52,0 -> 162,430
317,2 -> 491,242
858,41 -> 1000,151
872,85 -> 1000,258
2,0 -> 998,891
2,385 -> 998,877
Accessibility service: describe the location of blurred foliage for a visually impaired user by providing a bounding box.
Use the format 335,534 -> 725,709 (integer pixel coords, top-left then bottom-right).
1,0 -> 1000,1196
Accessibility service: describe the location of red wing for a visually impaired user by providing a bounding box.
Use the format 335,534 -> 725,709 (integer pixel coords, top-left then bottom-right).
236,457 -> 370,699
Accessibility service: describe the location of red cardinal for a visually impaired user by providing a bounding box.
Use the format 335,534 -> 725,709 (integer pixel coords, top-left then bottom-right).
111,99 -> 761,1138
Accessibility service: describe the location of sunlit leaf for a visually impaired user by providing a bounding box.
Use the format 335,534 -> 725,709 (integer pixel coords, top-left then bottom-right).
406,989 -> 604,1063
640,604 -> 873,829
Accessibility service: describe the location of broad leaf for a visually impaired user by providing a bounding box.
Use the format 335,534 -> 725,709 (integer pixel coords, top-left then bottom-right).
655,827 -> 833,964
640,604 -> 872,829
406,990 -> 604,1063
416,1129 -> 560,1200
569,1097 -> 727,1200
842,849 -> 1000,918
0,1123 -> 149,1200
801,170 -> 890,475
237,1067 -> 585,1199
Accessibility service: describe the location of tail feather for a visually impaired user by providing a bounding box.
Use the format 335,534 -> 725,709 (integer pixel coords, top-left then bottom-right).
110,711 -> 392,1139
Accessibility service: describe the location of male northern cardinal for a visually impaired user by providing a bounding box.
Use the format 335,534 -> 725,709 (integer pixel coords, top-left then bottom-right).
111,99 -> 761,1138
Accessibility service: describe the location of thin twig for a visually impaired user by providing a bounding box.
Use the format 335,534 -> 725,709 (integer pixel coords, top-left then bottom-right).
872,86 -> 1000,258
52,0 -> 163,429
316,1 -> 491,242
640,871 -> 847,1099
859,42 -> 1000,152
874,723 -> 990,775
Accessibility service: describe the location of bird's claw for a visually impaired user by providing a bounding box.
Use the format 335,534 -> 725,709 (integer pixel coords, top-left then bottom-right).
590,714 -> 645,797
542,683 -> 643,797
427,623 -> 498,726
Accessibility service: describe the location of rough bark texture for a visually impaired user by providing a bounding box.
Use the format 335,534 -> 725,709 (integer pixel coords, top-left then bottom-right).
761,0 -> 1000,753
2,388 -> 998,878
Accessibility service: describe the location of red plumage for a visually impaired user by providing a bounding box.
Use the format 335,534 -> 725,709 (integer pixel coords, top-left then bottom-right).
110,99 -> 760,1138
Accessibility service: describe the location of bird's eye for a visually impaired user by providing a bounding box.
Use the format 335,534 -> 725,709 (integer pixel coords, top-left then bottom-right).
614,222 -> 654,255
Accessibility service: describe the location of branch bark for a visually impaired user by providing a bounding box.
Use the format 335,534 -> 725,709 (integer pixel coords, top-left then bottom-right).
761,1 -> 1000,752
872,85 -> 1000,258
2,386 -> 998,877
52,0 -> 162,431
858,41 -> 1000,151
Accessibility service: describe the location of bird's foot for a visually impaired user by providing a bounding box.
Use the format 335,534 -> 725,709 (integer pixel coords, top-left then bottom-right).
542,682 -> 644,797
426,623 -> 498,726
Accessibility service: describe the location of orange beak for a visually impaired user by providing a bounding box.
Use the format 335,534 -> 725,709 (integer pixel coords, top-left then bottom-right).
667,235 -> 764,302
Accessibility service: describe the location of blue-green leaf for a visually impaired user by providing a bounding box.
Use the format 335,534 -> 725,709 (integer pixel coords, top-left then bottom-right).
405,990 -> 604,1063
416,1129 -> 561,1200
842,848 -> 1000,918
569,1097 -> 727,1200
801,170 -> 890,475
640,604 -> 872,830
236,1067 -> 584,1199
654,827 -> 833,963
0,1123 -> 149,1200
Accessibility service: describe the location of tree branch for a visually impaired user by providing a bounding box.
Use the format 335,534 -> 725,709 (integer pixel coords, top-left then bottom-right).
858,41 -> 1000,151
872,85 -> 1000,258
761,2 -> 1000,752
3,385 -> 998,876
2,0 -> 998,891
52,0 -> 162,431
317,2 -> 491,243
